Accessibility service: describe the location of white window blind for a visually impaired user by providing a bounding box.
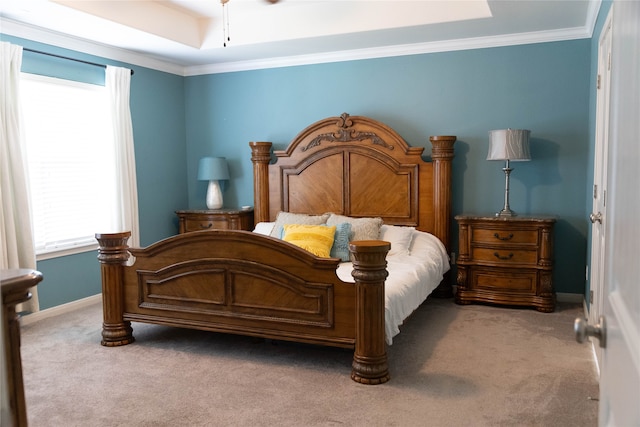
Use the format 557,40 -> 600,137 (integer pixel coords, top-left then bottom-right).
20,73 -> 116,258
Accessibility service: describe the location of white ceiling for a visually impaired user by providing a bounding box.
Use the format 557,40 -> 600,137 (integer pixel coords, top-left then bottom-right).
0,0 -> 600,76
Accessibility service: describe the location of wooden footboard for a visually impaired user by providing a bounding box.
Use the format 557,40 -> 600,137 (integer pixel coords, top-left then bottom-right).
96,231 -> 391,384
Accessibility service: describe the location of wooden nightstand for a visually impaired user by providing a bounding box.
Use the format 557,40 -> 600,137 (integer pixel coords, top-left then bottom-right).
455,214 -> 556,312
176,208 -> 254,233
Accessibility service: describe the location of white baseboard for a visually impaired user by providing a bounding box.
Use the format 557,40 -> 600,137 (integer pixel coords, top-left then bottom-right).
21,294 -> 102,326
556,292 -> 584,304
557,292 -> 589,319
583,298 -> 590,319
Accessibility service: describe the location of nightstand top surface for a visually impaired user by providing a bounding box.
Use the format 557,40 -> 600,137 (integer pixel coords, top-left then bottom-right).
176,208 -> 253,214
455,214 -> 556,222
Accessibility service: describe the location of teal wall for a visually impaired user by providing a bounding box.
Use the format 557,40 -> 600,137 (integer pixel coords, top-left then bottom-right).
1,35 -> 188,309
3,18 -> 603,308
185,40 -> 592,295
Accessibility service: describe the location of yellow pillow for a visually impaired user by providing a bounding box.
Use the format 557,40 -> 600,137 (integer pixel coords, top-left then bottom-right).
282,224 -> 336,258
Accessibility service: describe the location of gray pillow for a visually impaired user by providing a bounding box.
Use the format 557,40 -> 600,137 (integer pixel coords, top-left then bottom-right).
270,212 -> 331,238
326,214 -> 383,241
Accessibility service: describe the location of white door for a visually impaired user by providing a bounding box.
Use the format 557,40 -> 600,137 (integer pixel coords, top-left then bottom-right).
597,2 -> 640,425
588,9 -> 612,371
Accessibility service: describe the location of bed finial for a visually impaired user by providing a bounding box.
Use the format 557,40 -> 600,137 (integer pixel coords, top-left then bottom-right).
429,135 -> 457,298
96,232 -> 135,347
250,141 -> 273,225
349,240 -> 391,385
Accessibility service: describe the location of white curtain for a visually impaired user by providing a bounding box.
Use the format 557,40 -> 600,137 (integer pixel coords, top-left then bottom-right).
0,42 -> 39,312
105,66 -> 140,247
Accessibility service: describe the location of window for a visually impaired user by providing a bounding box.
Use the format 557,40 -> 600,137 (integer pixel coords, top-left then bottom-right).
20,73 -> 116,260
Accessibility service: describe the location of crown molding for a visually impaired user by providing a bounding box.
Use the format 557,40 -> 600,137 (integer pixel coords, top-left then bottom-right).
2,9 -> 599,78
186,26 -> 593,76
1,18 -> 186,76
585,0 -> 603,36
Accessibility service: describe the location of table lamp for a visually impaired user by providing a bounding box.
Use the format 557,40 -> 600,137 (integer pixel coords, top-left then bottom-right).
487,129 -> 531,217
197,157 -> 230,209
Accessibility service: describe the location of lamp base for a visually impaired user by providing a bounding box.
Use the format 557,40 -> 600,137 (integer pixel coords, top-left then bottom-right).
206,180 -> 224,210
495,208 -> 517,217
495,160 -> 517,218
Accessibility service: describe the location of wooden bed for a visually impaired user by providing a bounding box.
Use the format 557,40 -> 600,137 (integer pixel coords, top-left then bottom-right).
96,113 -> 456,385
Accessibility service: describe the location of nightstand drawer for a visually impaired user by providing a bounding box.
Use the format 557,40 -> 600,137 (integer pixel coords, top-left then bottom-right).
471,248 -> 538,265
472,228 -> 538,245
176,209 -> 254,234
472,268 -> 537,293
183,218 -> 229,232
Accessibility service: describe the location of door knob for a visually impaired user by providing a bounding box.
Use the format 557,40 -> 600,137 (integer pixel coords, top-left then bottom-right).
574,315 -> 607,348
589,212 -> 602,224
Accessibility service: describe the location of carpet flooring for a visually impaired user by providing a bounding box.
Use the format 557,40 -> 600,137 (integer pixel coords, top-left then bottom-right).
19,297 -> 599,426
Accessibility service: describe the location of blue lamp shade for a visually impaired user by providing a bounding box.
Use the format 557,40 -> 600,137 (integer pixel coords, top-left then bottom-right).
197,157 -> 230,181
197,157 -> 230,209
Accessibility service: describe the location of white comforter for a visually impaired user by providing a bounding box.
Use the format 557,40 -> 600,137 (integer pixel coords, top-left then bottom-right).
253,223 -> 450,346
335,231 -> 449,345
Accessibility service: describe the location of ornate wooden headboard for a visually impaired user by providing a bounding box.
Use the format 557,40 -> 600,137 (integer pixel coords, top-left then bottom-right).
250,113 -> 456,251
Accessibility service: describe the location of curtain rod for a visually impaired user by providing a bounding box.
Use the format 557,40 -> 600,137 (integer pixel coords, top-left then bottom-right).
23,47 -> 134,75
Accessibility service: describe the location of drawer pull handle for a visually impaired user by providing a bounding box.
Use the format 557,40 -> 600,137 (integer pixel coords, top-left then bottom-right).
494,233 -> 514,241
494,252 -> 514,260
200,223 -> 213,229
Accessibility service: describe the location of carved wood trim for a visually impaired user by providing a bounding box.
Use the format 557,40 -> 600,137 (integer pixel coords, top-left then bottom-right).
301,113 -> 394,151
136,261 -> 334,328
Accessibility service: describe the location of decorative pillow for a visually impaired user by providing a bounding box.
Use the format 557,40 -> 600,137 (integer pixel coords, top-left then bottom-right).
380,224 -> 415,257
326,214 -> 383,241
282,224 -> 336,258
329,222 -> 352,262
253,222 -> 275,236
270,212 -> 330,238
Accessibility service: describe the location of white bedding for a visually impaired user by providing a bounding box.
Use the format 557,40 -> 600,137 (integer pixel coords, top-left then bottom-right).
253,222 -> 450,346
336,231 -> 449,344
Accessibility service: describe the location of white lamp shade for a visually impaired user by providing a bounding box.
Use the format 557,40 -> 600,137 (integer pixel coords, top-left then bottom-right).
487,129 -> 531,161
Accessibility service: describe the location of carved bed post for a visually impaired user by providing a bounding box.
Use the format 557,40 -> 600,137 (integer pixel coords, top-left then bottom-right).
250,141 -> 272,225
349,240 -> 391,385
429,135 -> 456,298
95,232 -> 134,347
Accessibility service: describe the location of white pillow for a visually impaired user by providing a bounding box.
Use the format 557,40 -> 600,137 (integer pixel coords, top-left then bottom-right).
326,214 -> 383,241
380,224 -> 415,257
253,222 -> 275,236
